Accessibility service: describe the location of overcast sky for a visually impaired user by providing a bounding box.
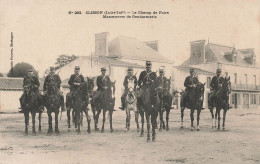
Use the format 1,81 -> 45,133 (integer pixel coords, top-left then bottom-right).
0,0 -> 259,76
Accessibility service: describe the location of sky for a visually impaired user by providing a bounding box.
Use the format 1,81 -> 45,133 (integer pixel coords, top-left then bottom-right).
0,0 -> 259,77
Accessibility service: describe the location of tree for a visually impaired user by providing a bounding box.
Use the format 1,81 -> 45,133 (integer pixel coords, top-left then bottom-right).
54,54 -> 77,69
7,62 -> 37,78
0,73 -> 3,77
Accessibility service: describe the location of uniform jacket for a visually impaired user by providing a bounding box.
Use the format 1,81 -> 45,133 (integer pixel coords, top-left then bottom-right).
184,76 -> 199,90
68,74 -> 85,91
97,75 -> 111,91
156,76 -> 167,88
44,74 -> 61,91
23,75 -> 40,88
138,71 -> 157,87
210,76 -> 224,90
123,75 -> 137,89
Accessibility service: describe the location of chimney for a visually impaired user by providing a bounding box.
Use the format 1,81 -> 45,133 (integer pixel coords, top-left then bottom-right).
95,32 -> 109,57
190,40 -> 206,65
144,40 -> 159,51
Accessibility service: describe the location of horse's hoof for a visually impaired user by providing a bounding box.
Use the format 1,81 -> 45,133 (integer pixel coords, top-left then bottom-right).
110,129 -> 114,133
87,129 -> 91,134
180,126 -> 184,129
166,128 -> 169,131
147,138 -> 150,142
101,130 -> 104,133
140,133 -> 144,137
212,126 -> 214,129
137,129 -> 140,133
217,127 -> 220,130
38,129 -> 41,133
159,128 -> 162,132
32,132 -> 36,136
95,128 -> 99,132
222,127 -> 225,131
55,130 -> 60,134
191,127 -> 195,131
197,128 -> 200,131
152,138 -> 156,142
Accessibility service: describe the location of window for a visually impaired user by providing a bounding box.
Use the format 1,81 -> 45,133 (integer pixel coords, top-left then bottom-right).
253,75 -> 256,89
234,73 -> 237,84
244,74 -> 247,89
207,77 -> 211,88
251,94 -> 257,105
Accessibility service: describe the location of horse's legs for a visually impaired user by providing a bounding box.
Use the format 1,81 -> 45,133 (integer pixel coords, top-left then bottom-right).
217,108 -> 221,130
84,108 -> 91,134
180,108 -> 184,128
47,111 -> 53,134
222,109 -> 227,130
145,112 -> 151,141
135,111 -> 140,132
125,108 -> 130,130
159,108 -> 163,131
95,109 -> 101,131
140,110 -> 144,136
67,108 -> 71,129
190,109 -> 195,131
166,109 -> 170,131
24,111 -> 29,134
101,110 -> 106,133
31,111 -> 36,134
197,109 -> 201,131
55,111 -> 59,134
151,112 -> 156,141
209,107 -> 214,128
80,111 -> 83,126
215,110 -> 218,128
109,110 -> 113,133
38,112 -> 42,132
72,109 -> 75,124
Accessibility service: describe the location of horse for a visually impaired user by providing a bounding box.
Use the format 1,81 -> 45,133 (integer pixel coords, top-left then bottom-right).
92,81 -> 116,133
157,77 -> 173,131
180,83 -> 205,131
19,85 -> 43,135
209,77 -> 231,130
44,81 -> 61,134
139,82 -> 159,142
124,78 -> 139,131
72,81 -> 91,134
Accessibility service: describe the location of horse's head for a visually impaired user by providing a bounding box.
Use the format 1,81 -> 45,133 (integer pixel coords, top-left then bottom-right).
127,78 -> 135,93
23,85 -> 31,95
194,82 -> 205,101
110,81 -> 116,96
163,77 -> 171,95
87,77 -> 95,91
222,76 -> 231,94
47,81 -> 57,95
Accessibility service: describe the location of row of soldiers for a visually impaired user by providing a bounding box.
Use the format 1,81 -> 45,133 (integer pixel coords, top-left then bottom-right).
20,61 -> 229,111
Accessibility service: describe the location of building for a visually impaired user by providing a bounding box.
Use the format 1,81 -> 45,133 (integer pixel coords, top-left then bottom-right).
179,40 -> 260,109
56,32 -> 174,107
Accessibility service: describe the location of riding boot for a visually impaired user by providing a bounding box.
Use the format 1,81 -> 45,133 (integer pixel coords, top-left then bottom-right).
60,95 -> 65,111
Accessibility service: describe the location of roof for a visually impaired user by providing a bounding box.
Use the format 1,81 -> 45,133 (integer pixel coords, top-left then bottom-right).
0,77 -> 44,91
181,42 -> 259,67
108,36 -> 174,64
175,66 -> 215,76
206,43 -> 251,66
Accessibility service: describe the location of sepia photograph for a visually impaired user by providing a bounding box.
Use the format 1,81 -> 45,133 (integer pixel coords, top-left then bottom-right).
0,0 -> 259,163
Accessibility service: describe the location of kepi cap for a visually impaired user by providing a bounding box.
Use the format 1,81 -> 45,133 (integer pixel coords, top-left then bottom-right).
75,66 -> 80,70
101,67 -> 106,71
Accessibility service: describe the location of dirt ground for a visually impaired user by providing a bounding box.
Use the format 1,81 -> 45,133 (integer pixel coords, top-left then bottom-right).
0,108 -> 260,164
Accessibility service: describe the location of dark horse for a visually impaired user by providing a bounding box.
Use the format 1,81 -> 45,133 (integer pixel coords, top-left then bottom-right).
44,81 -> 61,134
20,85 -> 43,135
157,77 -> 173,131
180,83 -> 205,131
91,81 -> 116,133
138,82 -> 159,142
209,77 -> 231,130
72,81 -> 92,134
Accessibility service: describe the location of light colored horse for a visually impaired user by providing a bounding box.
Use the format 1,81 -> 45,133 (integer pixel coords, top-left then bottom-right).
125,78 -> 139,131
